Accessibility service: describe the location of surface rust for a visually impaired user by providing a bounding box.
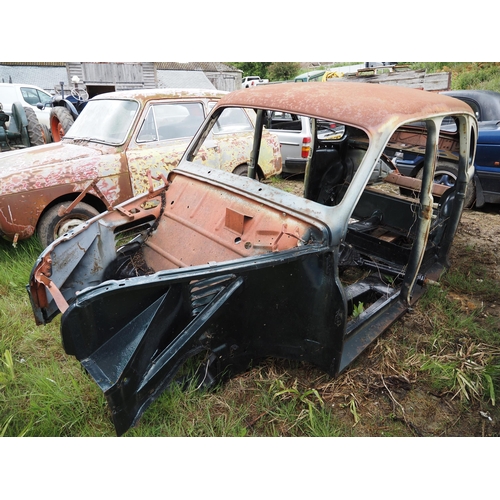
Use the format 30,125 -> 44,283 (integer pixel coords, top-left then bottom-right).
219,82 -> 475,135
142,171 -> 315,272
0,88 -> 282,242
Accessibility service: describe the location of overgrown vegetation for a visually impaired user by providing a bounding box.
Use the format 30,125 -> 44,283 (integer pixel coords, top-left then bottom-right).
267,62 -> 302,82
228,62 -> 273,79
408,62 -> 500,92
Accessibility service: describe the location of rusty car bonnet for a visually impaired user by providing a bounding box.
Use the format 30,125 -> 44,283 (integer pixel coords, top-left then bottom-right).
28,82 -> 477,435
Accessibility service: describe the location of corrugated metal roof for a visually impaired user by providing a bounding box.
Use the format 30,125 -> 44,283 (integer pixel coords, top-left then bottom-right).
0,62 -> 66,66
0,64 -> 68,93
155,62 -> 240,72
1,62 -> 239,69
157,69 -> 215,89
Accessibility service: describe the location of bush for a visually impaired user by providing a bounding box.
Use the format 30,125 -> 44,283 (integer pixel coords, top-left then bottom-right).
267,62 -> 302,82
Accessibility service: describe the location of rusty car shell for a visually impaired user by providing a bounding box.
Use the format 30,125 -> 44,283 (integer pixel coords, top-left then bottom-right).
28,82 -> 477,435
0,88 -> 282,244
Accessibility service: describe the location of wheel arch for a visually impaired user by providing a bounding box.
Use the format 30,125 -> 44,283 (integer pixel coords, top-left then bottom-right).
36,192 -> 107,231
232,162 -> 264,180
254,163 -> 265,179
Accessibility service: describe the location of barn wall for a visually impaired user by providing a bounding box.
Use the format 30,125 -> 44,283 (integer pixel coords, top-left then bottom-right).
67,62 -> 157,91
205,71 -> 241,91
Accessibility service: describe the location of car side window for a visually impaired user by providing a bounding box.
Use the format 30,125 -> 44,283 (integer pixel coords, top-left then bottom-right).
137,107 -> 158,142
137,102 -> 205,143
36,90 -> 52,106
21,87 -> 42,105
266,111 -> 303,132
213,107 -> 253,134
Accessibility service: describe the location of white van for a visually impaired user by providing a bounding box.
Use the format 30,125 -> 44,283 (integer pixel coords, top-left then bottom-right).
0,83 -> 52,127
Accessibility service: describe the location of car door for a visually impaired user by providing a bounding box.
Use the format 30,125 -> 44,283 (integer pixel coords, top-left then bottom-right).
125,100 -> 212,196
204,106 -> 281,178
475,126 -> 500,203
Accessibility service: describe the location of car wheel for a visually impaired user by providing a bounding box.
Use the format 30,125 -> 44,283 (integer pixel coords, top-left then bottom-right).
50,107 -> 75,141
40,123 -> 52,144
417,161 -> 475,208
233,164 -> 261,180
37,201 -> 99,247
23,107 -> 45,146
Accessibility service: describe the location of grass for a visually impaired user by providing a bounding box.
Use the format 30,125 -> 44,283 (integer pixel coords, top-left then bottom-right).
407,62 -> 500,92
1,209 -> 499,437
414,261 -> 500,408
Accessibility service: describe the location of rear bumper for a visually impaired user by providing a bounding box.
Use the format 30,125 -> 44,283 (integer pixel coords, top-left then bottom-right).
283,158 -> 307,174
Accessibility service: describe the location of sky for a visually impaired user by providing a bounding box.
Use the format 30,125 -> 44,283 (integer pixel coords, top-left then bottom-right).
4,2 -> 496,63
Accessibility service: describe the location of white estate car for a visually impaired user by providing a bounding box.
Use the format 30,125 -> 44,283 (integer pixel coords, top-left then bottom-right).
0,83 -> 52,128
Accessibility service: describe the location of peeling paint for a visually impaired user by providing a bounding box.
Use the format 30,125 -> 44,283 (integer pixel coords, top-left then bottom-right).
0,89 -> 282,243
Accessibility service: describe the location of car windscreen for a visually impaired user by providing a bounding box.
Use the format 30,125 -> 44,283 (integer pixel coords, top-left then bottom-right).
213,107 -> 253,134
64,99 -> 140,144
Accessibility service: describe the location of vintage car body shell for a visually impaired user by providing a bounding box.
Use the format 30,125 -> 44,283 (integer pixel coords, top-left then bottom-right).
28,82 -> 477,435
0,88 -> 281,242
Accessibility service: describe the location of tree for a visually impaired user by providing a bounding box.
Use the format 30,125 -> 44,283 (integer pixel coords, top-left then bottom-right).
227,62 -> 272,79
267,62 -> 302,82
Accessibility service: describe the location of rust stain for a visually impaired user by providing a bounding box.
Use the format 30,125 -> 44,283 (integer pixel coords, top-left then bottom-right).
422,203 -> 433,220
141,171 -> 318,272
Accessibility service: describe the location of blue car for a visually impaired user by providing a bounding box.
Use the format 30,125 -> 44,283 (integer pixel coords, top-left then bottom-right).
395,90 -> 500,207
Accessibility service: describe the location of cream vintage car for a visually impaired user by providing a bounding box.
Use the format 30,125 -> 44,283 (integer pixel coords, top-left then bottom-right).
0,88 -> 282,246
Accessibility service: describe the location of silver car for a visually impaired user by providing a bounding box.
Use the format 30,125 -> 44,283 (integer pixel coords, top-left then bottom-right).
266,111 -> 343,175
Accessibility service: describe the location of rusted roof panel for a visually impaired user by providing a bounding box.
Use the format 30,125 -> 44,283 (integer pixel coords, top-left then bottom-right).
218,82 -> 475,133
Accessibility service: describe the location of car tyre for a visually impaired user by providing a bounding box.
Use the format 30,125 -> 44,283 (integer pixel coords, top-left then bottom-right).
50,107 -> 75,141
417,161 -> 475,208
40,123 -> 52,144
23,107 -> 45,146
37,201 -> 99,247
233,164 -> 261,180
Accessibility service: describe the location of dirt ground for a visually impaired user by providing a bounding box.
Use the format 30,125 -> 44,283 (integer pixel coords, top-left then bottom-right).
451,205 -> 500,305
243,176 -> 500,436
